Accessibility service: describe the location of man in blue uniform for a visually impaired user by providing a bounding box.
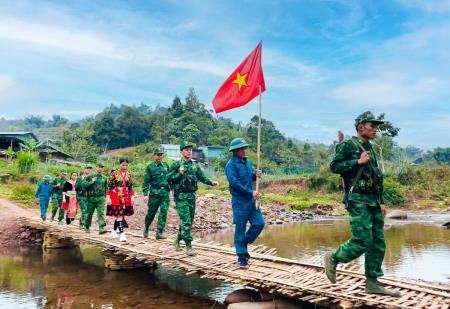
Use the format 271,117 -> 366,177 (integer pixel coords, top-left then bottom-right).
225,138 -> 264,269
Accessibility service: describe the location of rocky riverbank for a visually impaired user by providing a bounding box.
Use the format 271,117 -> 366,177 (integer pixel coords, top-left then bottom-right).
121,193 -> 327,233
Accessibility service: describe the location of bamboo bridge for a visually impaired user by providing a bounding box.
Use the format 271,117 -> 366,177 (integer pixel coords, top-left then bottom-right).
20,217 -> 450,309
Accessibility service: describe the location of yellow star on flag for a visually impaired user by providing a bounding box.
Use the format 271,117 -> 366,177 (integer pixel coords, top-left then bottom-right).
232,72 -> 248,91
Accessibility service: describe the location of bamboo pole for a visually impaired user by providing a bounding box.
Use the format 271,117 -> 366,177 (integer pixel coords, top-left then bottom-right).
256,84 -> 262,209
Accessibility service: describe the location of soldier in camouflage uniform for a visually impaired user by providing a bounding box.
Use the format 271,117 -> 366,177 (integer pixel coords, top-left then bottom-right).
143,148 -> 170,239
168,142 -> 219,255
50,171 -> 67,223
324,111 -> 400,297
83,163 -> 108,234
75,165 -> 92,228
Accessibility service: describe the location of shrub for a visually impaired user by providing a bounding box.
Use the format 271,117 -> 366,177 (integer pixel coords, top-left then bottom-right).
383,177 -> 406,206
16,151 -> 39,174
306,170 -> 341,192
11,183 -> 35,202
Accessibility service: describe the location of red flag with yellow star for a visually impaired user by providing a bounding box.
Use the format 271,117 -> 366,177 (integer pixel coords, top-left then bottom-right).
212,42 -> 265,113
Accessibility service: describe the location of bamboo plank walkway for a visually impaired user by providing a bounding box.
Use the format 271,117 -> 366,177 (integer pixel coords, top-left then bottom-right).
20,217 -> 450,308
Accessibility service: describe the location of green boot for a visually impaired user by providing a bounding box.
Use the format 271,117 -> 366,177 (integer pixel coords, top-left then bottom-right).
324,252 -> 338,283
186,243 -> 195,256
174,235 -> 181,251
143,227 -> 149,238
366,278 -> 401,297
156,232 -> 167,240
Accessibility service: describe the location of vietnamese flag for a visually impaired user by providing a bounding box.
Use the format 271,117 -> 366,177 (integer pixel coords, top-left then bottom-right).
212,42 -> 266,113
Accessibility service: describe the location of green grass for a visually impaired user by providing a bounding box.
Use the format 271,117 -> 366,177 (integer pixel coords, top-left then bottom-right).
261,189 -> 341,211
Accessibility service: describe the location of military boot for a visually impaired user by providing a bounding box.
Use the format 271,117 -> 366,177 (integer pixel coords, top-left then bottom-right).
174,235 -> 182,251
366,278 -> 401,297
324,252 -> 338,283
156,232 -> 167,240
143,226 -> 149,238
186,243 -> 195,256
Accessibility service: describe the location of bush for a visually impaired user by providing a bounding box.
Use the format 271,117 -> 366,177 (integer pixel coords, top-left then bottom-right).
383,177 -> 406,206
16,151 -> 39,174
306,170 -> 341,192
11,183 -> 35,202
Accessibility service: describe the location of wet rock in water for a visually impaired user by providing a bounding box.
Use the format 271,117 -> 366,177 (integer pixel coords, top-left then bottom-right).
443,222 -> 450,228
224,288 -> 261,304
387,210 -> 408,220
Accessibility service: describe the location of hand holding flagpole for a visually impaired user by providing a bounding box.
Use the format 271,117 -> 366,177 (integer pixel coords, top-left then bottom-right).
211,42 -> 266,210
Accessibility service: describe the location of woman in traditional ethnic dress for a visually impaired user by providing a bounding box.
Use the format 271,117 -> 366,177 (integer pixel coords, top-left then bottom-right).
62,172 -> 79,225
106,158 -> 134,242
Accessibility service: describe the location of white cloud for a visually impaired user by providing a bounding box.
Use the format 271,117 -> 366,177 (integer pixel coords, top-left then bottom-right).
330,77 -> 447,107
397,0 -> 450,12
0,74 -> 36,106
0,19 -> 132,61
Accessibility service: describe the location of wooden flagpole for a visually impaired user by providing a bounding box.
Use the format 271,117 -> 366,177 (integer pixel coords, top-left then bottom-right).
256,84 -> 262,208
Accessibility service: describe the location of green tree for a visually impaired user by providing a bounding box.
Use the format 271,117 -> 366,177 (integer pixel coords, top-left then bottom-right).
432,147 -> 450,164
24,115 -> 44,129
46,115 -> 68,127
372,113 -> 400,173
182,123 -> 201,143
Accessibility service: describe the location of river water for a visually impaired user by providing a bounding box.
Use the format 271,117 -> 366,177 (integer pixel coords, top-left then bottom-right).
1,213 -> 449,308
201,213 -> 450,283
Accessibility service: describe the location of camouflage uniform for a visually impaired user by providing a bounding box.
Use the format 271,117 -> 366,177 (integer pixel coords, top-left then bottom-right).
51,176 -> 66,222
168,143 -> 214,247
75,177 -> 88,228
330,135 -> 385,279
83,172 -> 107,233
143,154 -> 170,237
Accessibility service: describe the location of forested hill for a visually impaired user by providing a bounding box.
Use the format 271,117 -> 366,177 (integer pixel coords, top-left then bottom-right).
57,88 -> 325,167
3,88 -> 449,167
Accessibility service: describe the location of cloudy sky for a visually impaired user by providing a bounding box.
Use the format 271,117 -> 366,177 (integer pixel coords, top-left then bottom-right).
0,0 -> 449,149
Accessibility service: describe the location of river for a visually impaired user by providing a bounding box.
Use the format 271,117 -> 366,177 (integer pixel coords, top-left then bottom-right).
1,213 -> 449,308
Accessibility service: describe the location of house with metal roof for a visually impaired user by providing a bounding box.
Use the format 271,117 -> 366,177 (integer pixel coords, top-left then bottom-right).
0,132 -> 73,160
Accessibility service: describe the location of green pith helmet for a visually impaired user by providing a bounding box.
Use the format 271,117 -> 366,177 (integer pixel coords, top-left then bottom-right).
43,175 -> 52,181
154,148 -> 164,155
355,111 -> 385,128
229,138 -> 250,152
180,141 -> 194,150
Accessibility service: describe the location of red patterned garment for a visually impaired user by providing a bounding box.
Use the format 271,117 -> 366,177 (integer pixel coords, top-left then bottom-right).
106,170 -> 134,216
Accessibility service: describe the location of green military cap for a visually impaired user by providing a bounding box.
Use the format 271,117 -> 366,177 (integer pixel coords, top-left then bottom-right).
97,163 -> 105,168
355,111 -> 384,127
180,141 -> 194,150
154,148 -> 164,155
85,165 -> 93,169
229,137 -> 250,152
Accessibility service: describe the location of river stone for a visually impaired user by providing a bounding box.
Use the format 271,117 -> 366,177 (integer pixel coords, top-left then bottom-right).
224,288 -> 260,304
387,210 -> 408,219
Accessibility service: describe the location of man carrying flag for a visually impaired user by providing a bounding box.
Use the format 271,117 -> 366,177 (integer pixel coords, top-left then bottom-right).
213,42 -> 266,268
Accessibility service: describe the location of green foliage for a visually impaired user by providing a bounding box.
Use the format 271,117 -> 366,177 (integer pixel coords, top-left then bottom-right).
11,183 -> 35,202
262,189 -> 340,211
305,169 -> 341,192
16,151 -> 38,174
432,147 -> 450,164
383,177 -> 406,206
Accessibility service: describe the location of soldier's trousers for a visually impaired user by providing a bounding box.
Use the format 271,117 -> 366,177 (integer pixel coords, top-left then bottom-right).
145,192 -> 170,234
78,197 -> 88,227
333,202 -> 385,279
175,192 -> 196,244
51,196 -> 65,221
85,197 -> 106,232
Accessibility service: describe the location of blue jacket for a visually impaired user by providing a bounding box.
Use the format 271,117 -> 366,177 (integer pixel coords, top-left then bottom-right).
35,182 -> 53,200
225,156 -> 256,208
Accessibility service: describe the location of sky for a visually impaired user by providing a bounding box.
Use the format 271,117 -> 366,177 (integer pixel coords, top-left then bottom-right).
0,0 -> 449,149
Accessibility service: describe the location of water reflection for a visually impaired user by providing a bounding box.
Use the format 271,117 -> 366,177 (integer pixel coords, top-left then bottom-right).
0,246 -> 226,308
202,215 -> 450,283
